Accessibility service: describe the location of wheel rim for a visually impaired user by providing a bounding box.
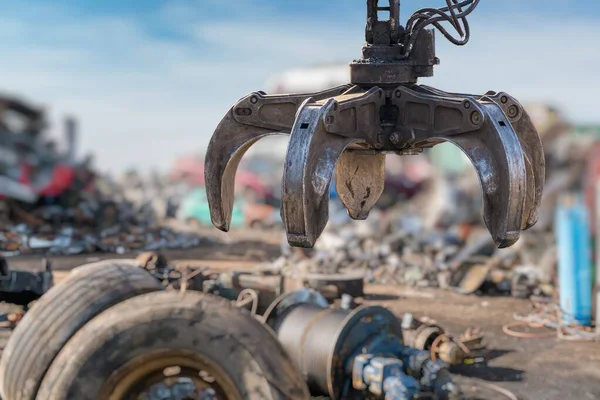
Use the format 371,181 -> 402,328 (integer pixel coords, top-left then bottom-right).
101,352 -> 243,400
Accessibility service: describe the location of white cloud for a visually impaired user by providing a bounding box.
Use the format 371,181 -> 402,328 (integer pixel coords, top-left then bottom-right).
0,7 -> 598,174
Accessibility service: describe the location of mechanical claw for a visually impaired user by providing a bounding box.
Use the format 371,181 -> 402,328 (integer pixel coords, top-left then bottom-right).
205,0 -> 544,249
205,86 -> 352,231
281,99 -> 358,247
205,109 -> 283,231
439,101 -> 527,248
418,85 -> 545,229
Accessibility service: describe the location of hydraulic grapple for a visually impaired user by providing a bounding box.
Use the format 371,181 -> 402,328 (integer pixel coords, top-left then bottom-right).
205,0 -> 545,249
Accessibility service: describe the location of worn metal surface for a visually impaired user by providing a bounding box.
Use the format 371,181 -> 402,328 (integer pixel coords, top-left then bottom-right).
267,291 -> 462,399
205,86 -> 351,232
205,0 -> 543,249
402,314 -> 486,366
417,85 -> 546,229
271,301 -> 405,399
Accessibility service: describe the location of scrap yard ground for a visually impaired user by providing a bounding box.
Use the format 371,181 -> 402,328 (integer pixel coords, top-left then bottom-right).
3,229 -> 599,400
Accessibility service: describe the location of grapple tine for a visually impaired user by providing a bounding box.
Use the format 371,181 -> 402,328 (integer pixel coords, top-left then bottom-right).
418,85 -> 544,229
487,92 -> 545,229
205,109 -> 283,231
335,151 -> 386,220
205,85 -> 353,232
437,102 -> 527,248
282,99 -> 357,248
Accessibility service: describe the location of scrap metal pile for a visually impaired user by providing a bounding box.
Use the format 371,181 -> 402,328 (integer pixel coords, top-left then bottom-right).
0,96 -> 60,204
0,191 -> 205,257
0,94 -> 210,257
272,210 -> 557,297
0,138 -> 205,257
2,250 -> 486,400
136,252 -> 487,399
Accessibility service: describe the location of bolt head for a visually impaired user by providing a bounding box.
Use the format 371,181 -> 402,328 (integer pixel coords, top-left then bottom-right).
470,111 -> 482,125
250,96 -> 258,104
390,133 -> 400,145
464,101 -> 471,109
507,105 -> 519,118
500,96 -> 508,104
395,90 -> 402,98
326,116 -> 335,124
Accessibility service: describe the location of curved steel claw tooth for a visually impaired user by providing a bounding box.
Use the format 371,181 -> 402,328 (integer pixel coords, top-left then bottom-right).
335,151 -> 386,220
282,99 -> 358,248
487,92 -> 545,229
443,102 -> 527,248
205,108 -> 283,232
417,85 -> 544,230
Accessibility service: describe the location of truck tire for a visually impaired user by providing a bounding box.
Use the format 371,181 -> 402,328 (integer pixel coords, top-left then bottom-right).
0,260 -> 163,400
36,291 -> 311,400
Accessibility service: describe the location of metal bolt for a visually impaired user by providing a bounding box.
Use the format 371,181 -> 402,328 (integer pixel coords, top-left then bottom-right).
463,101 -> 471,109
326,116 -> 335,124
500,96 -> 508,104
507,105 -> 519,118
341,294 -> 353,310
390,133 -> 400,145
395,90 -> 402,98
250,96 -> 258,104
470,111 -> 482,125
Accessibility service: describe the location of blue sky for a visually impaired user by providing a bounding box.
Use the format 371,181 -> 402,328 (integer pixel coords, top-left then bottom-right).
1,0 -> 599,172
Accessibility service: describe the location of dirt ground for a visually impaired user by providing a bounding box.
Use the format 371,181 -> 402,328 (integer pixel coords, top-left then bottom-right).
365,285 -> 600,400
2,229 -> 599,400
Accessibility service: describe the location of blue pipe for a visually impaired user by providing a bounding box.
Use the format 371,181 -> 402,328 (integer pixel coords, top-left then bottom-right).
556,195 -> 593,326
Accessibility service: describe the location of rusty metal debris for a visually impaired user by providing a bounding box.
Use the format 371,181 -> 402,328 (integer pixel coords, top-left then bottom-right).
0,195 -> 207,257
270,208 -> 558,297
0,250 -> 504,400
205,0 -> 544,250
0,96 -> 48,203
0,93 -> 211,258
503,297 -> 599,342
0,257 -> 52,307
136,251 -> 365,315
262,289 -> 461,399
402,313 -> 486,366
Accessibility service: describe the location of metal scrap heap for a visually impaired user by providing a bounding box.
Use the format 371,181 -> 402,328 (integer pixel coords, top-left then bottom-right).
0,96 -> 207,257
